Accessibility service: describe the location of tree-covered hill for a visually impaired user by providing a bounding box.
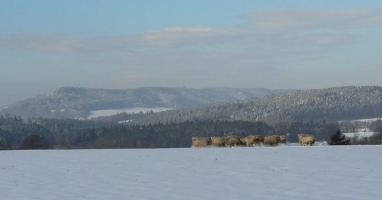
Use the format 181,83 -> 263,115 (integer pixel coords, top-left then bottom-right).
0,87 -> 291,120
129,86 -> 382,125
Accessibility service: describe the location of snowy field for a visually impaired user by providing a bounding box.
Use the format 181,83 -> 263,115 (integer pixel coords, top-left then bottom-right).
1,146 -> 382,200
86,107 -> 173,119
343,132 -> 376,140
339,117 -> 382,123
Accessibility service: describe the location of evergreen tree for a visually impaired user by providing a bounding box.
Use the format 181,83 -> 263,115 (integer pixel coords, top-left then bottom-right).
18,134 -> 50,149
327,130 -> 350,145
0,141 -> 6,150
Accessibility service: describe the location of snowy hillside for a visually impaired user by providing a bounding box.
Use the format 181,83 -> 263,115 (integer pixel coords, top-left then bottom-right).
131,86 -> 382,125
1,146 -> 382,200
0,87 -> 289,120
86,107 -> 173,119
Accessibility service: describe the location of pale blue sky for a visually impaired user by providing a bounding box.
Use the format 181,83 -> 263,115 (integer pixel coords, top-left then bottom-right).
1,1 -> 382,106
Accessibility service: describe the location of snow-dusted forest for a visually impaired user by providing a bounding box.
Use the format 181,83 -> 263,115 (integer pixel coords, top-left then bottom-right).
131,86 -> 382,125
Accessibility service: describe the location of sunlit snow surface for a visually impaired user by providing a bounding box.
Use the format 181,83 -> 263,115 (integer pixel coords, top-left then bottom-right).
343,132 -> 375,140
86,107 -> 173,119
1,146 -> 382,200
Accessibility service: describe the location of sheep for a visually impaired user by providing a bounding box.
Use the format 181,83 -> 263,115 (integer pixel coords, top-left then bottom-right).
210,136 -> 225,147
279,133 -> 290,144
224,135 -> 242,147
241,135 -> 264,147
191,137 -> 211,147
298,133 -> 315,146
263,135 -> 280,146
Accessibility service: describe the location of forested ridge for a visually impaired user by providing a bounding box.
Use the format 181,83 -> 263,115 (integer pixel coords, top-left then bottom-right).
130,86 -> 382,125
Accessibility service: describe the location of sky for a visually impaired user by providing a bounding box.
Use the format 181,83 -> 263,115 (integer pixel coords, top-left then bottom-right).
1,1 -> 382,106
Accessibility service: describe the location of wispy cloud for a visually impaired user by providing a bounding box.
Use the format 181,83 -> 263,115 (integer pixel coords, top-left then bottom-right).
242,9 -> 382,31
134,26 -> 236,47
1,9 -> 381,56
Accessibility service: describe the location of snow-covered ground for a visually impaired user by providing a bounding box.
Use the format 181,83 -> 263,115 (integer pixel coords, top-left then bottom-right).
86,107 -> 173,119
1,146 -> 382,200
343,132 -> 376,140
339,117 -> 382,123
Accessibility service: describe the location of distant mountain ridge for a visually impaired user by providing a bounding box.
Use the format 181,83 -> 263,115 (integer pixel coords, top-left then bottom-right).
129,86 -> 382,125
0,87 -> 291,120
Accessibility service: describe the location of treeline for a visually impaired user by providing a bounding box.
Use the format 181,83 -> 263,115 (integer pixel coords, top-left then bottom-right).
0,113 -> 23,125
1,115 -> 342,149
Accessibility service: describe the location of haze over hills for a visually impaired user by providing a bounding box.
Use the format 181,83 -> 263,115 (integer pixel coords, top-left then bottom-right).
129,86 -> 382,125
0,87 -> 291,120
